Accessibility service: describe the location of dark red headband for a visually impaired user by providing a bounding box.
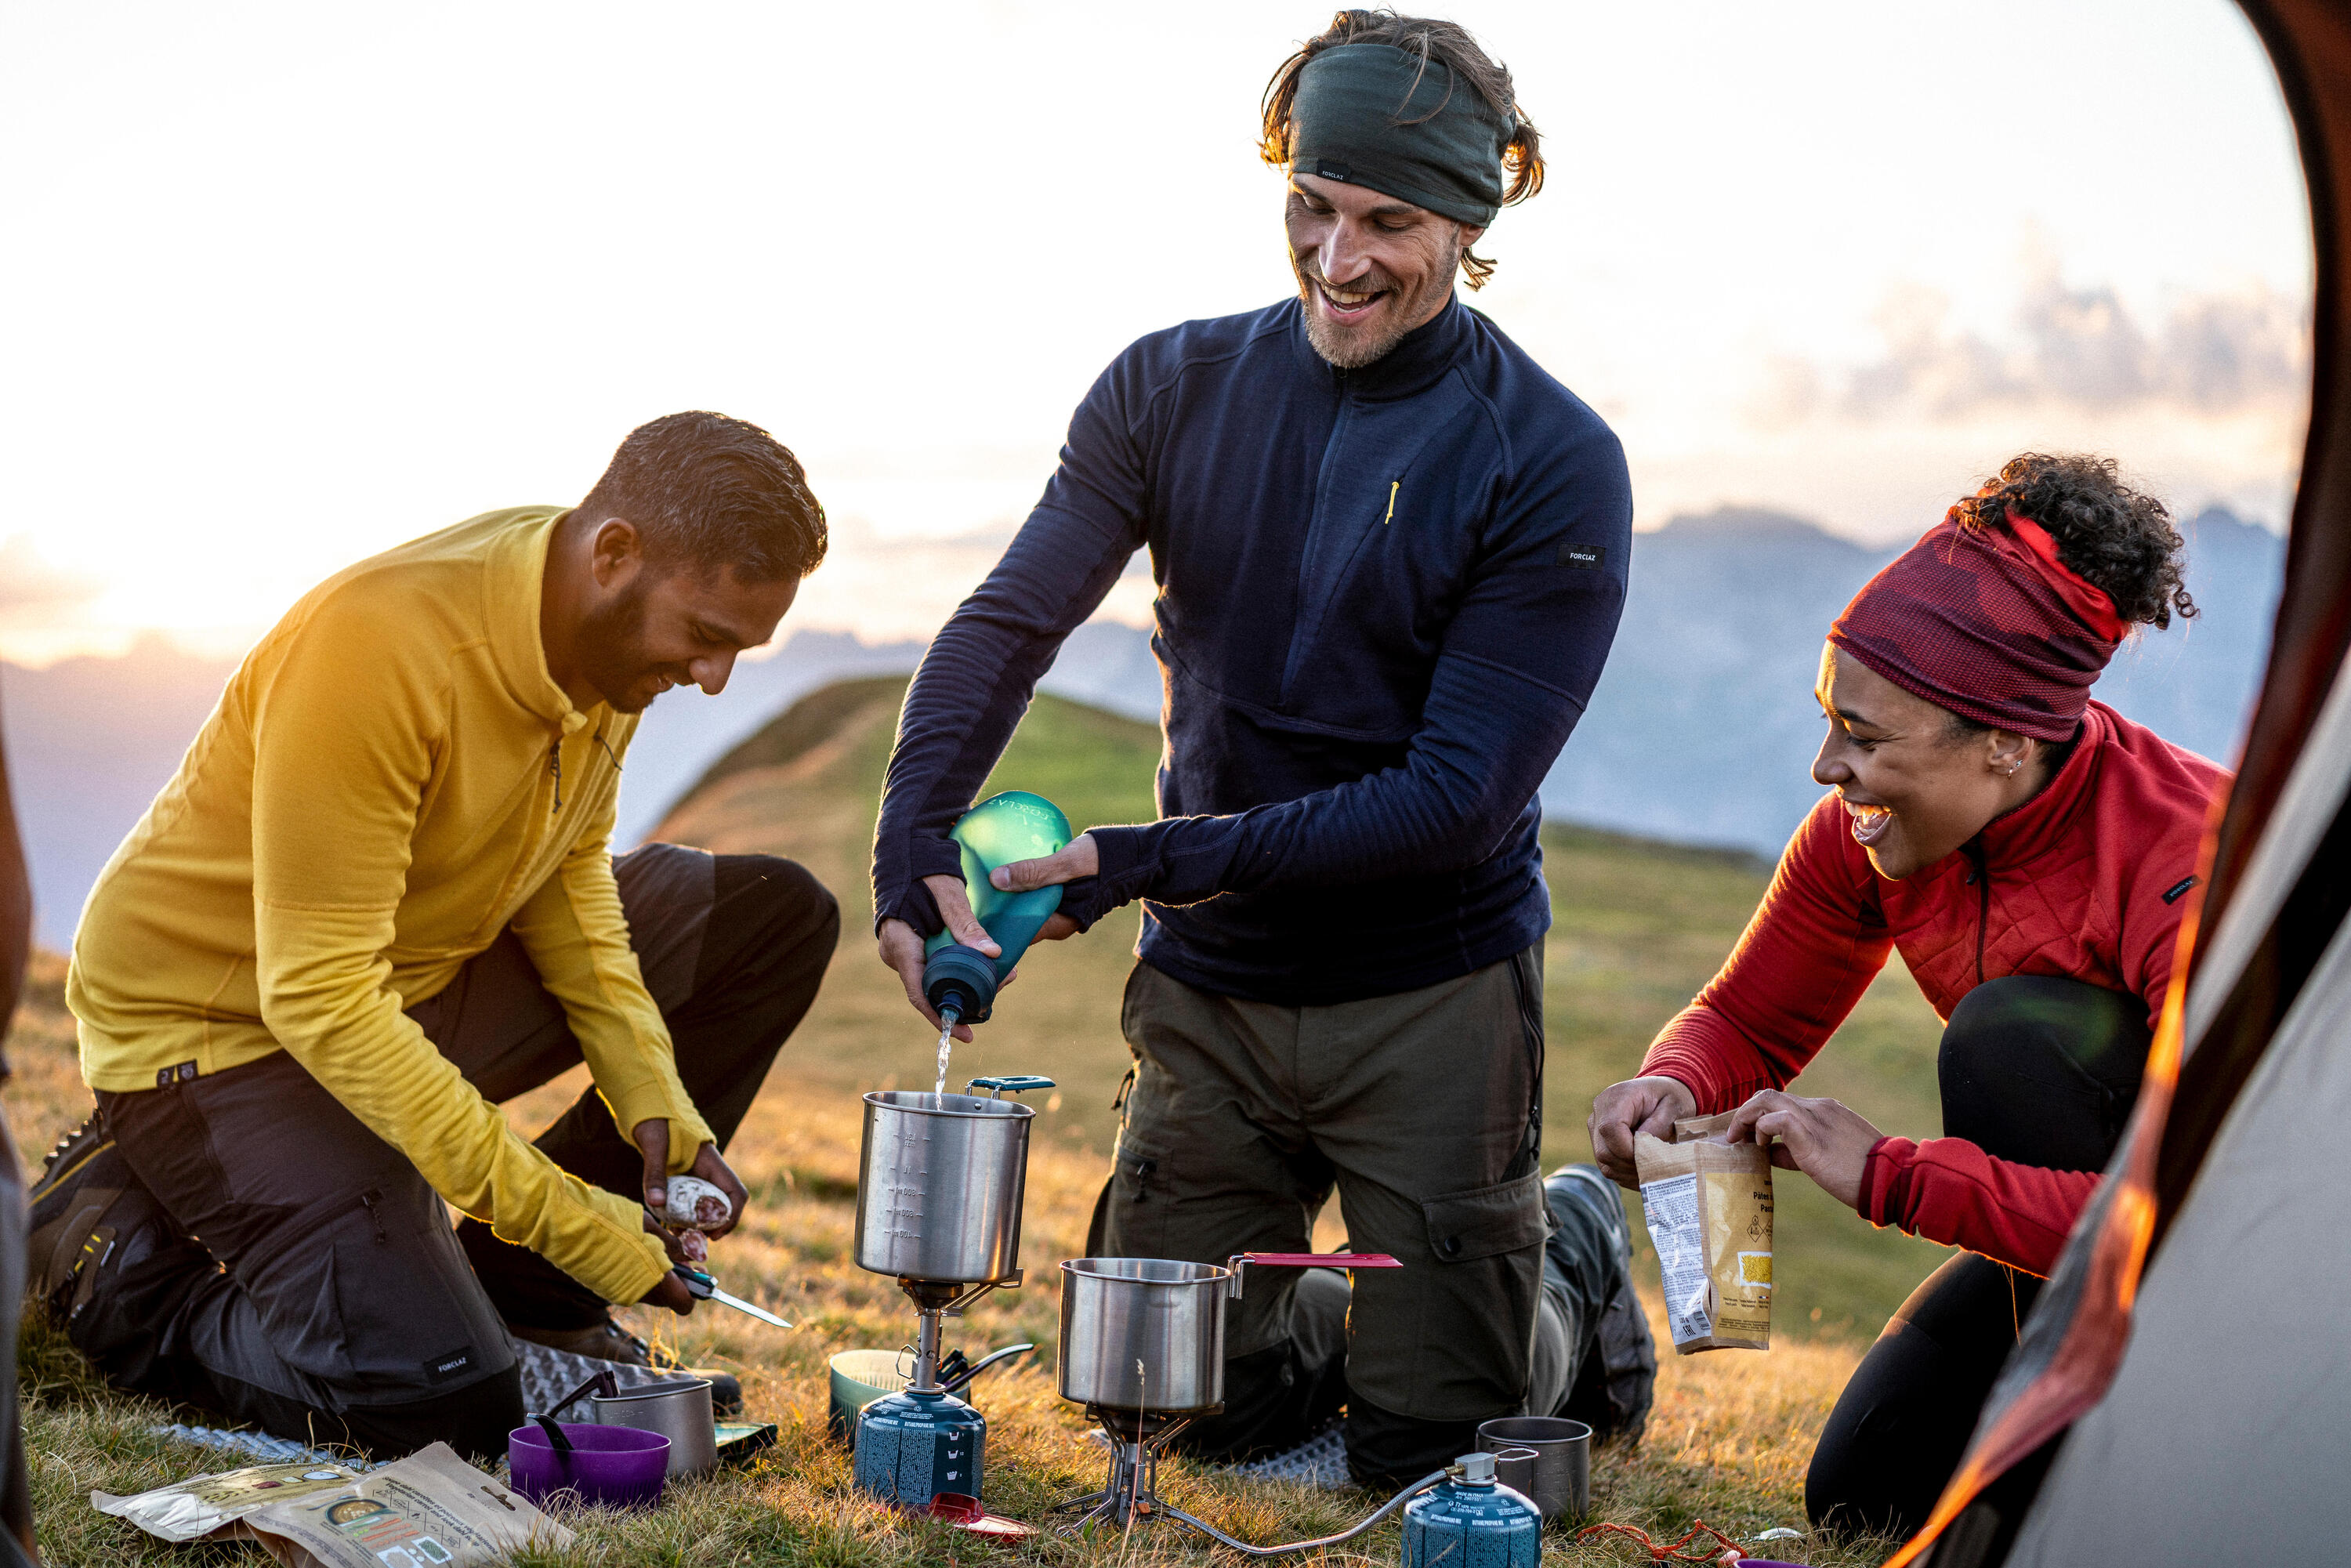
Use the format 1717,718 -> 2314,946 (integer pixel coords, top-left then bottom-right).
1828,507 -> 2127,742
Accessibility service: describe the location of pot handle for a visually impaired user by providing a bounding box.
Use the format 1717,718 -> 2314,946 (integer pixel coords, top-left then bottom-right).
967,1075 -> 1057,1099
1225,1251 -> 1402,1299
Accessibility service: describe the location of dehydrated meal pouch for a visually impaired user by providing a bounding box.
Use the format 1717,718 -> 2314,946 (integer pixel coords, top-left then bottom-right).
1636,1110 -> 1773,1353
240,1442 -> 574,1568
94,1459 -> 364,1543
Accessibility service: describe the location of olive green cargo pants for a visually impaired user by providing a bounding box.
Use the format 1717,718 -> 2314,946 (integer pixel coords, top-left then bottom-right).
1092,948 -> 1554,1483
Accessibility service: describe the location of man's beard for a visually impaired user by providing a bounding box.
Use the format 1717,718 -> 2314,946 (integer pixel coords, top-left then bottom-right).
576,577 -> 660,713
1291,248 -> 1457,369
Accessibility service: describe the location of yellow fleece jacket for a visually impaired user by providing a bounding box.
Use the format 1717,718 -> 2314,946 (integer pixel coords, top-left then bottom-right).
67,507 -> 712,1307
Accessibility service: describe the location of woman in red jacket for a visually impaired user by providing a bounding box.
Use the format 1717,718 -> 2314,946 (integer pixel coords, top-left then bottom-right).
1587,452 -> 2226,1537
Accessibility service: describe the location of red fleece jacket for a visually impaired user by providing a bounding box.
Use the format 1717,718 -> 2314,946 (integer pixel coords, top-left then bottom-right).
1639,701 -> 2225,1274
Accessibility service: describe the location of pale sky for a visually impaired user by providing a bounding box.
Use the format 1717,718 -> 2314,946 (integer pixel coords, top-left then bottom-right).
0,0 -> 2313,663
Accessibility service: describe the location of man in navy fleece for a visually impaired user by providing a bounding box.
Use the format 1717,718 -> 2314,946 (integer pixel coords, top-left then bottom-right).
871,11 -> 1652,1483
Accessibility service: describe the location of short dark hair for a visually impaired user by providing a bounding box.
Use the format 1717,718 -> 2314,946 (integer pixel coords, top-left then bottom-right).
1260,9 -> 1544,288
577,411 -> 828,581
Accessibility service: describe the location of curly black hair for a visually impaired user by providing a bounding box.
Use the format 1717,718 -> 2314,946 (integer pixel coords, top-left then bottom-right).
1951,451 -> 2197,630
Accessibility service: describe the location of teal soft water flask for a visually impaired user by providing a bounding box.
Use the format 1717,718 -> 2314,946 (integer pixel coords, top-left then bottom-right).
920,791 -> 1071,1029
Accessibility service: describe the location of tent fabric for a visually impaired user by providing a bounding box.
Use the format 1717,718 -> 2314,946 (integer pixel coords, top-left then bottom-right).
2179,650 -> 2351,1048
1886,1 -> 2351,1560
2005,896 -> 2351,1563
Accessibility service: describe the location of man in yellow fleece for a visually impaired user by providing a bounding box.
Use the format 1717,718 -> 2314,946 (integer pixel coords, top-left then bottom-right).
28,411 -> 840,1458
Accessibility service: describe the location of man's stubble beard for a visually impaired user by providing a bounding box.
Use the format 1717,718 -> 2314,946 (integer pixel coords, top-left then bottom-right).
1291,245 -> 1460,370
576,576 -> 657,714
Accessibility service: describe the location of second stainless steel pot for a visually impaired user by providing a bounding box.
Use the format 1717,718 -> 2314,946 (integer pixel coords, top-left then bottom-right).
1057,1258 -> 1230,1412
593,1377 -> 719,1478
855,1090 -> 1034,1283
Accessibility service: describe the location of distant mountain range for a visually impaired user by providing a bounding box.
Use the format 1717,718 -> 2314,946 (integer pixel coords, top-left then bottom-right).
1551,504 -> 2282,853
0,507 -> 2283,947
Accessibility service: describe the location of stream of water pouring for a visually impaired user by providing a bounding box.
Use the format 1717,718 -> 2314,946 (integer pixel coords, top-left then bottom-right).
933,1019 -> 955,1097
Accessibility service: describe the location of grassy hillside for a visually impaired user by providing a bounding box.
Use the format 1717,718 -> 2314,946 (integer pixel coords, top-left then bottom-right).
657,675 -> 1952,1339
0,676 -> 1944,1565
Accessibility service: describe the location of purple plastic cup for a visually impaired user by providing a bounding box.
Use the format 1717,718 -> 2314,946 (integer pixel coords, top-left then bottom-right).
508,1422 -> 671,1510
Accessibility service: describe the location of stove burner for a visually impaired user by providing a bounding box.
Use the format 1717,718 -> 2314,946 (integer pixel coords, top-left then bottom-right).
1049,1407 -> 1209,1534
1049,1408 -> 1456,1557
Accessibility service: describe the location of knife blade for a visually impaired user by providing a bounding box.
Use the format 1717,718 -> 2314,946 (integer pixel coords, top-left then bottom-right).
674,1266 -> 792,1328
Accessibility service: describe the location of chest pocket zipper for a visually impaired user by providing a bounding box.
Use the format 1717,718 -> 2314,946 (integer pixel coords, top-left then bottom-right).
548,726 -> 622,817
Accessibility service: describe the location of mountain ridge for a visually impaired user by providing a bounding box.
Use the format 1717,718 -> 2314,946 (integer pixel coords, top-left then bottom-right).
1,505 -> 2284,945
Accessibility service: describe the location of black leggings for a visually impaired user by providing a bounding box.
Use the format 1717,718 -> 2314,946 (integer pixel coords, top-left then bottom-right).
1806,976 -> 2150,1538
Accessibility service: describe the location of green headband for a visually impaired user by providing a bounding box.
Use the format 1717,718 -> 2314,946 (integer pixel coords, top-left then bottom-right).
1288,42 -> 1512,226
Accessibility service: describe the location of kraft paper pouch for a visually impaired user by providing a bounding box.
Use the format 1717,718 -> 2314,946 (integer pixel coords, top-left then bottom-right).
1635,1110 -> 1773,1353
94,1459 -> 364,1542
240,1443 -> 574,1568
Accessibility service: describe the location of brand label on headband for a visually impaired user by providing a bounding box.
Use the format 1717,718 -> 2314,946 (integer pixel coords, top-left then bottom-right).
1314,160 -> 1352,182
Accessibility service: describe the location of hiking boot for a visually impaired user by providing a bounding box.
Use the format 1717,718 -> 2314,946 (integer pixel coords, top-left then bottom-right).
1548,1163 -> 1632,1268
1546,1162 -> 1655,1446
26,1114 -> 132,1320
507,1316 -> 655,1366
506,1316 -> 742,1414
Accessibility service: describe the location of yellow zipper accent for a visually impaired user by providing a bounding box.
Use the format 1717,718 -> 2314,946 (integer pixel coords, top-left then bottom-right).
1384,480 -> 1399,524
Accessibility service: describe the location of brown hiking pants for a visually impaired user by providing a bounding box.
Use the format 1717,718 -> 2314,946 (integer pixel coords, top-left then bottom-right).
1092,948 -> 1554,1483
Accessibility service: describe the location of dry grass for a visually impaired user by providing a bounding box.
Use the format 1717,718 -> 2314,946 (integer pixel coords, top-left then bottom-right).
0,679 -> 1938,1564
5,974 -> 1900,1566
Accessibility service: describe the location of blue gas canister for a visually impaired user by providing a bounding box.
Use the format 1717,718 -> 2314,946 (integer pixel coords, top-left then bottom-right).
1400,1452 -> 1543,1568
852,1389 -> 987,1508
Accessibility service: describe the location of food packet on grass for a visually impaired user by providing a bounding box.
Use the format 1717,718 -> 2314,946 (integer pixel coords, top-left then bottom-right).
1635,1110 -> 1773,1353
240,1442 -> 574,1568
94,1459 -> 364,1542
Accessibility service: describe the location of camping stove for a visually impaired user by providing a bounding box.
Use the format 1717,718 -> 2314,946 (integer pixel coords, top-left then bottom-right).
1050,1251 -> 1400,1537
848,1074 -> 1051,1509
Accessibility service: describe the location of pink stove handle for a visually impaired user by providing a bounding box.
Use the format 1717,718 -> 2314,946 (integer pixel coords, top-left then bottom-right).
1225,1251 -> 1401,1297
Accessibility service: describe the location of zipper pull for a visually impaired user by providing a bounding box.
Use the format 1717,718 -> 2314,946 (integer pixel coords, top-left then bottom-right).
358,1190 -> 389,1244
548,740 -> 563,813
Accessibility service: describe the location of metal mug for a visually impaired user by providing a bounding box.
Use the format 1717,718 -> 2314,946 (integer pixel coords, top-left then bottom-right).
1476,1415 -> 1591,1519
1057,1258 -> 1230,1413
593,1376 -> 719,1478
854,1089 -> 1035,1284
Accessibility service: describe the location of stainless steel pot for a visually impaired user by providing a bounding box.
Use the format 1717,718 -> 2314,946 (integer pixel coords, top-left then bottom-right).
1057,1258 -> 1230,1413
855,1089 -> 1034,1284
593,1377 -> 719,1479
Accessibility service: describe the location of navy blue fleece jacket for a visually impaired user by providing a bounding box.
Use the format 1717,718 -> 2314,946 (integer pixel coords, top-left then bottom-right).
871,296 -> 1632,1005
